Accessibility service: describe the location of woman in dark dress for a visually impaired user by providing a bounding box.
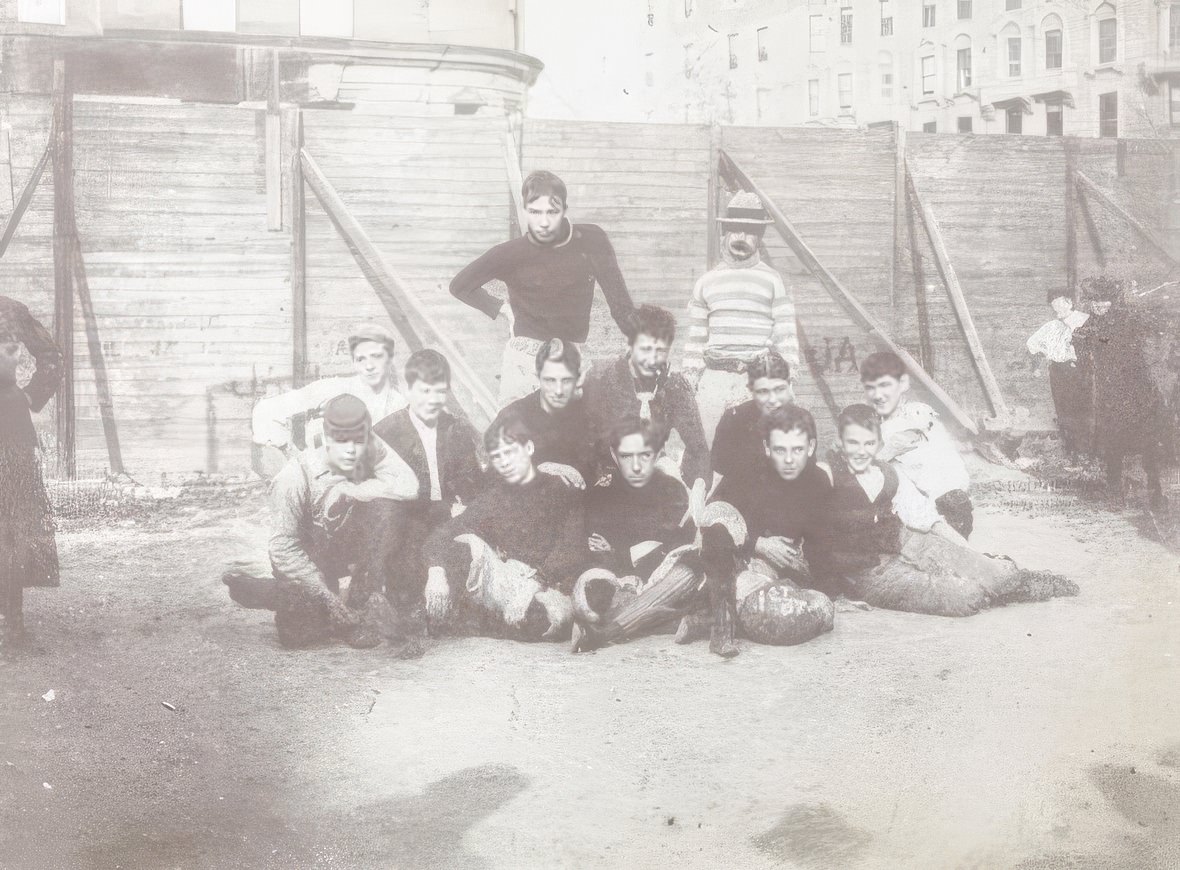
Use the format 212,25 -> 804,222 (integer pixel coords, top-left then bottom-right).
0,295 -> 63,642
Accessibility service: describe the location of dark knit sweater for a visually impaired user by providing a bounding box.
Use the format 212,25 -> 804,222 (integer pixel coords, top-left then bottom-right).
711,400 -> 769,492
0,295 -> 62,449
423,472 -> 587,592
819,452 -> 902,577
448,222 -> 635,342
713,459 -> 831,564
494,391 -> 598,483
586,470 -> 694,576
582,353 -> 711,486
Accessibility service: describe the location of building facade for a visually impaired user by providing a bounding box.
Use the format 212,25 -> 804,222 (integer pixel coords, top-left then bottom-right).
526,0 -> 1178,138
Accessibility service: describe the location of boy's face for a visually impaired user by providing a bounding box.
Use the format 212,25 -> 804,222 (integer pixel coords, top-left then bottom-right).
352,340 -> 392,390
1049,296 -> 1073,319
765,427 -> 815,482
407,378 -> 449,425
838,423 -> 880,474
723,227 -> 760,260
863,374 -> 909,419
489,438 -> 534,485
629,333 -> 670,380
525,195 -> 566,243
538,359 -> 578,413
750,376 -> 792,416
0,340 -> 20,383
324,432 -> 365,476
612,432 -> 657,489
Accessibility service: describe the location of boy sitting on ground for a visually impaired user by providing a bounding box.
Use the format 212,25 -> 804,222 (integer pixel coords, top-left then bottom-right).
860,351 -> 974,539
814,403 -> 1077,617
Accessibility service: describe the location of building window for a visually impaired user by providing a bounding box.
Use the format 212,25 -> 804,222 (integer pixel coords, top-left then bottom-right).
301,0 -> 353,38
1171,4 -> 1180,49
1006,106 -> 1023,134
757,27 -> 769,61
1006,0 -> 1021,9
1098,17 -> 1117,65
810,15 -> 826,52
958,116 -> 973,133
729,33 -> 739,69
921,55 -> 936,95
1008,37 -> 1022,77
1170,82 -> 1180,125
1046,100 -> 1064,136
958,0 -> 972,20
957,48 -> 972,89
923,121 -> 937,133
808,79 -> 820,116
881,72 -> 894,99
1045,29 -> 1062,69
838,73 -> 853,109
881,1 -> 894,36
923,5 -> 936,27
1099,91 -> 1118,137
17,0 -> 63,24
841,6 -> 853,44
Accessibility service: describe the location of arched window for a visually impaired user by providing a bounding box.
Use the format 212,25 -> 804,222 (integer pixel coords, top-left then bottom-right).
1042,14 -> 1064,70
953,34 -> 972,90
1001,22 -> 1022,77
1094,3 -> 1117,65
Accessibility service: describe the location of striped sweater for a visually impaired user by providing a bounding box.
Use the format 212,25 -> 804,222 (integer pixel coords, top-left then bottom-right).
683,259 -> 799,373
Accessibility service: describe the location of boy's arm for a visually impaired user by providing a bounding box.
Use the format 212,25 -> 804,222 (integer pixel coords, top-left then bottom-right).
682,275 -> 709,383
585,226 -> 636,333
344,436 -> 420,502
449,244 -> 509,320
252,378 -> 339,449
669,375 -> 712,489
892,472 -> 941,532
768,272 -> 801,367
267,459 -> 327,589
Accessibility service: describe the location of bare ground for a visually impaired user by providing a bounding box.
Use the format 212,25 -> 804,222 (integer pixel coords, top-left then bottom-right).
1,473 -> 1179,870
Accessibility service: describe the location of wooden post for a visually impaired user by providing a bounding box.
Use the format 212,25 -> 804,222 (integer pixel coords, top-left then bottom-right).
706,124 -> 722,270
51,57 -> 76,478
502,129 -> 526,237
904,181 -> 935,369
906,167 -> 1011,423
72,240 -> 124,475
265,50 -> 282,232
1076,179 -> 1107,270
1064,139 -> 1078,294
719,149 -> 979,435
0,138 -> 51,259
300,148 -> 500,429
1075,170 -> 1179,268
286,107 -> 307,389
891,122 -> 906,307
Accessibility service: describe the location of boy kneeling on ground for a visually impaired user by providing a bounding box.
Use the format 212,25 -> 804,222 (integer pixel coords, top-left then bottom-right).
223,394 -> 419,649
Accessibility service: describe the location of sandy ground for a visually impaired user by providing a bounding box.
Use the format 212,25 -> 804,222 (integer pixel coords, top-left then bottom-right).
2,471 -> 1179,870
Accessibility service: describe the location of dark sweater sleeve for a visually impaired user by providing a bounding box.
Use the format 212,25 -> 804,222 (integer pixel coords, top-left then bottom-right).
423,487 -> 496,568
582,225 -> 635,334
711,411 -> 740,480
667,375 -> 711,486
18,304 -> 63,412
449,242 -> 510,320
450,418 -> 489,502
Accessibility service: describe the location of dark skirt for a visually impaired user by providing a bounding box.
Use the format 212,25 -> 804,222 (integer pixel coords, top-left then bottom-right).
1048,361 -> 1090,453
0,445 -> 60,589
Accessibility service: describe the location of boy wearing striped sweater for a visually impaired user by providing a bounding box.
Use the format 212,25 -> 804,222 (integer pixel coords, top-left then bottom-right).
684,191 -> 800,442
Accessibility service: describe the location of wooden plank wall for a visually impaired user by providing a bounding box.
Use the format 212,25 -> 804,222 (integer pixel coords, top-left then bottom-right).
519,119 -> 712,368
902,134 -> 1070,429
721,125 -> 898,445
298,109 -> 512,398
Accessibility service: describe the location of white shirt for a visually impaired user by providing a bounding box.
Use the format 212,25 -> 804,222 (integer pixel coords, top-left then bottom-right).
409,411 -> 443,501
881,401 -> 971,501
1026,311 -> 1089,364
252,375 -> 408,449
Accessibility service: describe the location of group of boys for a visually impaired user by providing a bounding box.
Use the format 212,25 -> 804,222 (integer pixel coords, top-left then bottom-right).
224,170 -> 976,658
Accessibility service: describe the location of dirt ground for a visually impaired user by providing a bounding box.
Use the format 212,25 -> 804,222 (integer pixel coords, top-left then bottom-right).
2,465 -> 1179,870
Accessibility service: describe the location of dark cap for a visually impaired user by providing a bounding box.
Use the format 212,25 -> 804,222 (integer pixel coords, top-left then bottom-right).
322,393 -> 371,440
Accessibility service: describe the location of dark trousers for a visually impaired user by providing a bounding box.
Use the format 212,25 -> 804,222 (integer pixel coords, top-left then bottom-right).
368,499 -> 451,608
935,489 -> 974,540
1048,361 -> 1090,454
